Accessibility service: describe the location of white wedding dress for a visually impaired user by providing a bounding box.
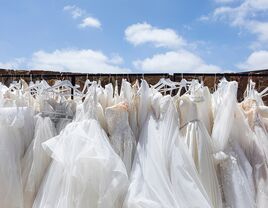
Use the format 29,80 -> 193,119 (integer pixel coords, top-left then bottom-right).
241,98 -> 268,208
106,102 -> 136,175
119,79 -> 139,142
123,81 -> 212,208
33,84 -> 129,208
195,86 -> 213,135
176,94 -> 222,208
212,80 -> 256,208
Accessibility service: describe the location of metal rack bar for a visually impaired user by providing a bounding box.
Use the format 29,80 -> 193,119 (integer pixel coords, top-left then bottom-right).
0,72 -> 267,78
0,69 -> 266,100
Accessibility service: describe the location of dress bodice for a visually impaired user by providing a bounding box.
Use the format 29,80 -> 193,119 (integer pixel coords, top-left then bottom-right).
177,95 -> 199,129
241,99 -> 259,129
195,87 -> 213,134
102,83 -> 113,108
105,101 -> 136,175
151,92 -> 171,120
106,102 -> 129,135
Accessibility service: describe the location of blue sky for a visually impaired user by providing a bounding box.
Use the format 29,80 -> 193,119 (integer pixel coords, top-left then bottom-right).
0,0 -> 268,73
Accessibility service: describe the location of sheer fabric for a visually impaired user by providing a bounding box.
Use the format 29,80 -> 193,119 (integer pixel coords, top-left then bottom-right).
124,85 -> 212,208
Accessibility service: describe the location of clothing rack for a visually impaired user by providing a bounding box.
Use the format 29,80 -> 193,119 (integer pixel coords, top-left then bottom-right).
0,69 -> 267,101
0,70 -> 267,79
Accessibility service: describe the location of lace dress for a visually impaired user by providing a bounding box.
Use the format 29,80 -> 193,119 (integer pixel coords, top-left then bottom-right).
106,102 -> 136,175
241,99 -> 268,208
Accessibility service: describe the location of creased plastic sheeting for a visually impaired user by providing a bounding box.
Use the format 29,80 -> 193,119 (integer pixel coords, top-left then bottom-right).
123,94 -> 212,208
212,81 -> 256,208
33,118 -> 128,208
0,107 -> 34,208
22,115 -> 57,208
212,81 -> 238,153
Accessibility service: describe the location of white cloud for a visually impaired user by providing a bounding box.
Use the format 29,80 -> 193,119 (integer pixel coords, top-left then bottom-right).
0,49 -> 129,73
210,0 -> 268,44
109,54 -> 124,65
247,21 -> 268,42
0,58 -> 26,69
64,5 -> 101,29
79,17 -> 101,29
214,0 -> 238,3
63,5 -> 84,19
238,50 -> 268,70
133,50 -> 222,73
198,15 -> 210,22
125,22 -> 185,49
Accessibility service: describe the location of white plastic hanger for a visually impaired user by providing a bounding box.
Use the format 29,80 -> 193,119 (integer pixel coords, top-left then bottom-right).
260,86 -> 268,98
82,79 -> 93,95
45,79 -> 82,98
152,78 -> 180,94
175,78 -> 191,97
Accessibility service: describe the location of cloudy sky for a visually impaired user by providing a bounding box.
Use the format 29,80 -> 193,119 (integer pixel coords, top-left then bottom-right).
0,0 -> 268,73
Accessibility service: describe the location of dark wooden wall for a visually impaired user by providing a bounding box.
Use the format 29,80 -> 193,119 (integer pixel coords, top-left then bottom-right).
0,69 -> 267,105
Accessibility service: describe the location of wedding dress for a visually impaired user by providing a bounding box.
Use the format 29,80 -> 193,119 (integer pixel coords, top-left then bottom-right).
22,115 -> 57,208
106,102 -> 136,175
119,79 -> 139,141
212,80 -> 256,208
0,107 -> 34,208
33,83 -> 128,208
1,76 -> 268,207
105,83 -> 114,108
176,94 -> 222,208
123,81 -> 212,208
241,98 -> 268,208
195,86 -> 213,135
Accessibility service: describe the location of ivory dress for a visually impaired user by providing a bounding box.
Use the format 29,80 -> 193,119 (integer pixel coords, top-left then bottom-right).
177,95 -> 222,208
119,79 -> 139,141
241,99 -> 268,208
123,83 -> 212,208
106,102 -> 136,175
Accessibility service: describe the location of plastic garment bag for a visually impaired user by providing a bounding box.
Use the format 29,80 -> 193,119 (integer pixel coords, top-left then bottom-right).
22,115 -> 57,208
123,88 -> 213,208
212,81 -> 256,208
0,107 -> 34,208
33,84 -> 129,208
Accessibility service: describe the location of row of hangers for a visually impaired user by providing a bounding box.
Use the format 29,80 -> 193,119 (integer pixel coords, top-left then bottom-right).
2,74 -> 268,100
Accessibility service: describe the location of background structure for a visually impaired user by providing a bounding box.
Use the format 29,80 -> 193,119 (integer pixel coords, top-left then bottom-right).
0,68 -> 267,104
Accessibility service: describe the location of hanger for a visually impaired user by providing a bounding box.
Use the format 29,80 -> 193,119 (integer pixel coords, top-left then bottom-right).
97,74 -> 102,87
27,79 -> 50,97
188,79 -> 204,101
9,78 -> 22,92
176,78 -> 191,97
158,78 -> 181,94
82,79 -> 93,95
45,79 -> 81,98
